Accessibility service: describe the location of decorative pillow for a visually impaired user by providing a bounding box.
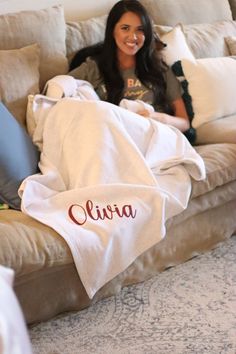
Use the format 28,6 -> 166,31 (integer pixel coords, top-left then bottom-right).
182,20 -> 236,58
225,35 -> 236,54
140,0 -> 232,26
156,21 -> 236,59
158,25 -> 195,67
173,57 -> 236,129
66,14 -> 107,63
0,44 -> 40,126
0,102 -> 39,210
154,24 -> 173,37
0,5 -> 68,89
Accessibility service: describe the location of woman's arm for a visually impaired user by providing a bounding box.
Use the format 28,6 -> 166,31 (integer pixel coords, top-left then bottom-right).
138,97 -> 190,132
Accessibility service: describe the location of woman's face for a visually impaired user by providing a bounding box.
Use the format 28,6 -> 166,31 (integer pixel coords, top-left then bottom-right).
113,11 -> 145,59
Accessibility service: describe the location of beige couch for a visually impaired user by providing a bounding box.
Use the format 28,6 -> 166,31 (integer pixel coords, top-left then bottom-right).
1,0 -> 236,324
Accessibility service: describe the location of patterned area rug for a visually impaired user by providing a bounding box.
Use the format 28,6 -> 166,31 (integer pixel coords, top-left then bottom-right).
30,236 -> 236,354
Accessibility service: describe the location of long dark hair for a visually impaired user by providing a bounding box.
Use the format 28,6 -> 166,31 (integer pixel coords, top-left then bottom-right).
70,0 -> 173,114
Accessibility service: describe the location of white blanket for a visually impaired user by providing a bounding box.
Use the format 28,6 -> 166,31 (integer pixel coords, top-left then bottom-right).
20,97 -> 205,298
0,266 -> 32,354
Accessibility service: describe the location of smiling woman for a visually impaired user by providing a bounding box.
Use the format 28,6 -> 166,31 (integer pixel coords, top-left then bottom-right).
113,11 -> 145,69
69,0 -> 190,133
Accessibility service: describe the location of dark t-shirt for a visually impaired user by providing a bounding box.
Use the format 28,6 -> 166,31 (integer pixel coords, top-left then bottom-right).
69,57 -> 181,108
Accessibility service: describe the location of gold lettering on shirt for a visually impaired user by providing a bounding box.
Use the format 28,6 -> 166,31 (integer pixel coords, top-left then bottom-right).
127,79 -> 142,88
124,90 -> 148,100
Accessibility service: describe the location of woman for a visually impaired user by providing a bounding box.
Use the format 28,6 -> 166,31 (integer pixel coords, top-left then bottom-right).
69,0 -> 190,132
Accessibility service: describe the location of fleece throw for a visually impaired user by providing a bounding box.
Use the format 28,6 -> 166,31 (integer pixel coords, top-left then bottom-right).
20,98 -> 205,298
0,266 -> 32,354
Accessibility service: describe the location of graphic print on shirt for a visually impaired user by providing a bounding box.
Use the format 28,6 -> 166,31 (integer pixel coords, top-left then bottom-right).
122,69 -> 153,104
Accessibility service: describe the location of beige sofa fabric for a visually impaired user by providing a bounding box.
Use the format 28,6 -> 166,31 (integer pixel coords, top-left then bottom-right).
0,6 -> 68,90
0,44 -> 40,126
66,15 -> 107,63
196,115 -> 236,145
140,0 -> 233,26
182,20 -> 236,58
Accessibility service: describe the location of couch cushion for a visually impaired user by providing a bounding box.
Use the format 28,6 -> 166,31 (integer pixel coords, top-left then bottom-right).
182,20 -> 236,58
0,5 -> 68,90
66,15 -> 107,63
0,210 -> 72,277
0,44 -> 40,126
196,115 -> 236,145
140,0 -> 233,26
192,143 -> 236,198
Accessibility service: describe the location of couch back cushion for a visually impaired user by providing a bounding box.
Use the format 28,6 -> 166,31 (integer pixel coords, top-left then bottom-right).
66,15 -> 107,63
0,44 -> 40,126
182,20 -> 236,58
140,0 -> 233,25
0,5 -> 68,90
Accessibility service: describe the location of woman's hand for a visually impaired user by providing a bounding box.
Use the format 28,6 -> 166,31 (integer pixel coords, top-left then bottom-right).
150,111 -> 190,132
149,112 -> 169,124
137,109 -> 150,117
137,110 -> 168,122
137,98 -> 190,132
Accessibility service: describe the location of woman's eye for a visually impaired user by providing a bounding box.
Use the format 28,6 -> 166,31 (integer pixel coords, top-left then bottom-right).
121,26 -> 129,31
137,27 -> 144,32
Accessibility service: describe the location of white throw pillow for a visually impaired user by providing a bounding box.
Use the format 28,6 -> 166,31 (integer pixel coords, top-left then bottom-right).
196,114 -> 236,144
180,57 -> 236,128
160,25 -> 195,66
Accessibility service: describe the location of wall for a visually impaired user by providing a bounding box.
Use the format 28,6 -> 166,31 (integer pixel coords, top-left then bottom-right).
0,0 -> 118,20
